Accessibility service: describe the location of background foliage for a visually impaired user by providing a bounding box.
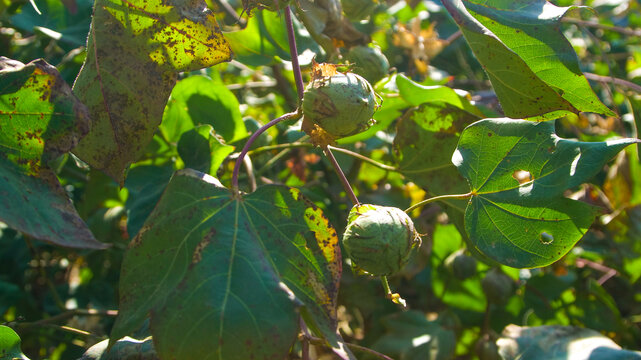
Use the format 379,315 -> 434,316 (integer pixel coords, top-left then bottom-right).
2,0 -> 641,358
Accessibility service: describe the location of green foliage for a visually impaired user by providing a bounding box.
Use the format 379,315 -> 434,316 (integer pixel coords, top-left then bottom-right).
498,325 -> 641,360
112,170 -> 347,358
2,0 -> 641,358
454,118 -> 636,267
368,311 -> 456,360
441,0 -> 614,120
0,325 -> 29,360
161,76 -> 246,144
72,0 -> 232,182
0,58 -> 105,249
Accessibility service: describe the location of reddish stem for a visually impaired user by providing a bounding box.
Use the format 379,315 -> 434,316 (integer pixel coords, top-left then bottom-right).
322,145 -> 359,205
232,111 -> 300,191
285,5 -> 305,101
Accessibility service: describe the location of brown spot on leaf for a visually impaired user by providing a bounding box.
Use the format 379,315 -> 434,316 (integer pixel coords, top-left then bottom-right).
191,228 -> 216,265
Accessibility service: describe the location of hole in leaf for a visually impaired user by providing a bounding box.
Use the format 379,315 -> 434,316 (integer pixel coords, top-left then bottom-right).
539,232 -> 554,245
512,170 -> 533,184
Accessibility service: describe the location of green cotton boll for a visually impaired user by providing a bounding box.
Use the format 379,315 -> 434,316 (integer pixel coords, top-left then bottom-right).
481,268 -> 515,305
345,45 -> 390,84
444,249 -> 478,280
302,72 -> 378,138
342,204 -> 421,276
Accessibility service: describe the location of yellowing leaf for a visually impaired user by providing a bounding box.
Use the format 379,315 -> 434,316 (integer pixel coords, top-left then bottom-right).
72,0 -> 232,182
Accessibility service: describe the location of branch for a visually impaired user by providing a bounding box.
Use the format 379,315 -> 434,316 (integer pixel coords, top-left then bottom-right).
241,141 -> 399,173
443,30 -> 462,46
328,145 -> 398,172
10,309 -> 117,338
584,72 -> 641,94
322,145 -> 359,205
231,111 -> 301,191
214,0 -> 247,28
302,334 -> 394,360
27,309 -> 118,326
562,17 -> 641,37
285,5 -> 305,101
404,192 -> 473,214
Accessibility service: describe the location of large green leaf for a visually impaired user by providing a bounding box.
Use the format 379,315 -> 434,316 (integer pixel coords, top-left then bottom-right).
0,325 -> 29,360
498,325 -> 641,360
0,58 -> 106,249
442,0 -> 614,120
72,0 -> 232,182
453,118 -> 636,268
112,169 -> 351,359
160,76 -> 247,144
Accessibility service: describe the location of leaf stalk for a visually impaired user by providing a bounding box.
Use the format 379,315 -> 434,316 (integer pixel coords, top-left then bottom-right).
322,145 -> 360,205
231,110 -> 301,192
404,192 -> 473,214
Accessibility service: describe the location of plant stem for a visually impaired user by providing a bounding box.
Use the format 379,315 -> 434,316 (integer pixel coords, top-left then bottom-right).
299,316 -> 311,360
562,17 -> 641,37
322,145 -> 359,205
304,334 -> 394,360
285,5 -> 305,101
11,309 -> 118,338
27,309 -> 117,326
443,30 -> 462,46
254,147 -> 293,178
404,192 -> 473,214
584,72 -> 641,94
214,0 -> 246,28
344,342 -> 395,360
243,155 -> 257,192
247,141 -> 310,155
328,145 -> 398,172
231,111 -> 301,192
380,275 -> 392,296
243,141 -> 399,172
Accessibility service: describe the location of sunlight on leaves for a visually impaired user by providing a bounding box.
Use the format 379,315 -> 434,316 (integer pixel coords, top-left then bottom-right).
161,75 -> 247,144
0,57 -> 106,249
0,325 -> 29,360
72,0 -> 232,182
453,118 -> 636,268
112,169 -> 351,359
442,0 -> 614,120
498,325 -> 641,360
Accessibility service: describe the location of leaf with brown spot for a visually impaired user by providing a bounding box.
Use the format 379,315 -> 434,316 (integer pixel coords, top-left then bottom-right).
441,0 -> 614,120
112,169 -> 353,359
453,118 -> 637,267
72,0 -> 232,183
0,57 -> 106,249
